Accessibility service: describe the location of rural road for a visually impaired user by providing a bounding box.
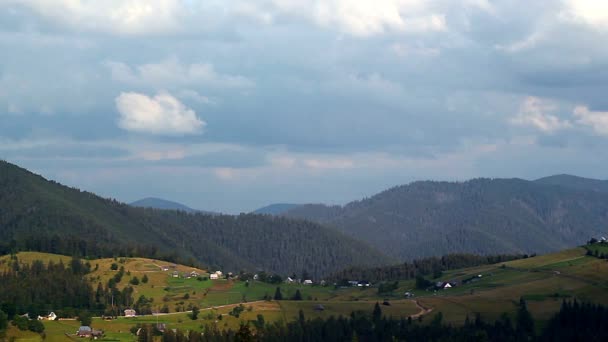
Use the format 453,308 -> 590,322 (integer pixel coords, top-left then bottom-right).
409,299 -> 433,319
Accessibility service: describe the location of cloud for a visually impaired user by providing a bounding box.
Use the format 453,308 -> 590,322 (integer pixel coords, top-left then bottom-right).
10,0 -> 184,35
510,96 -> 571,133
106,57 -> 254,89
573,106 -> 608,135
561,0 -> 608,30
115,92 -> 205,135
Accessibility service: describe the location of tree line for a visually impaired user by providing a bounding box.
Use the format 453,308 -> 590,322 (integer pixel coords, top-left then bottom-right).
331,253 -> 524,283
133,298 -> 607,341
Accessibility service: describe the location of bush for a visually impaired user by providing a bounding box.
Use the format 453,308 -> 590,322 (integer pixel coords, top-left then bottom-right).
110,263 -> 118,271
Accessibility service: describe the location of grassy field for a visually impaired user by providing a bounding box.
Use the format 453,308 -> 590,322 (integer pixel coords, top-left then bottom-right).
3,247 -> 608,341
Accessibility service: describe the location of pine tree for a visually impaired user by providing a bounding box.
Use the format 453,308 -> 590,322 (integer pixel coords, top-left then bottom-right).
293,289 -> 303,301
372,302 -> 382,322
516,297 -> 535,340
274,287 -> 283,300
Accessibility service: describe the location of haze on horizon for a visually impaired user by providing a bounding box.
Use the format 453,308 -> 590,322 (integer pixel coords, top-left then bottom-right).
2,1 -> 608,213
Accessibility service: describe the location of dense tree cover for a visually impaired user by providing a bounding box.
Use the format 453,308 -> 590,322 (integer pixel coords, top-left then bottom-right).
332,253 -> 524,282
541,300 -> 608,341
0,160 -> 390,278
158,299 -> 606,341
0,256 -> 93,317
285,178 -> 608,260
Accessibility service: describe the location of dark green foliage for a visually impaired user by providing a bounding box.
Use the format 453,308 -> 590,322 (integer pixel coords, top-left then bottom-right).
285,178 -> 608,260
190,306 -> 199,320
334,253 -> 523,283
541,300 -> 608,341
0,309 -> 7,331
292,289 -> 302,301
0,258 -> 94,318
516,298 -> 535,340
372,302 -> 382,322
415,275 -> 432,290
110,263 -> 118,271
377,281 -> 399,294
141,274 -> 148,283
273,287 -> 283,300
79,310 -> 92,326
27,319 -> 44,333
0,161 -> 389,277
130,276 -> 140,285
229,305 -> 245,318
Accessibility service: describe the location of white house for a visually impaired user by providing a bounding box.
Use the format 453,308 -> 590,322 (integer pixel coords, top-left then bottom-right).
124,309 -> 137,317
210,273 -> 219,280
303,279 -> 313,285
285,277 -> 295,283
37,312 -> 57,321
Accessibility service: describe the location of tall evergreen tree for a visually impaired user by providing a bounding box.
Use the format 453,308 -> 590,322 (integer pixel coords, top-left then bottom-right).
273,287 -> 283,300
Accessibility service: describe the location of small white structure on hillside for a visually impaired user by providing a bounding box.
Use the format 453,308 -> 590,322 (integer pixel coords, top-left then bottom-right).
37,312 -> 57,321
303,279 -> 313,285
285,277 -> 295,284
210,271 -> 223,280
210,273 -> 218,280
125,309 -> 137,317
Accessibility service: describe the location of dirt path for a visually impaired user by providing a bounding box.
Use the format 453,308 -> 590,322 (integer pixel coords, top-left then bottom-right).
409,299 -> 433,319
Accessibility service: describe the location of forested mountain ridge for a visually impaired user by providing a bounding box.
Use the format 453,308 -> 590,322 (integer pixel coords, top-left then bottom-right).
0,160 -> 391,277
253,203 -> 301,215
284,177 -> 608,260
130,197 -> 201,213
534,174 -> 608,193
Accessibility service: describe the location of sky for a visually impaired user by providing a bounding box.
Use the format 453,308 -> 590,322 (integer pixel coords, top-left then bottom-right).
2,0 -> 608,213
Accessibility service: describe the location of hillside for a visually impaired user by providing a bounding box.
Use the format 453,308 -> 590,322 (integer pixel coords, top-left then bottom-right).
534,174 -> 608,193
0,160 -> 391,277
253,203 -> 301,215
284,178 -> 608,260
4,246 -> 608,341
130,197 -> 200,213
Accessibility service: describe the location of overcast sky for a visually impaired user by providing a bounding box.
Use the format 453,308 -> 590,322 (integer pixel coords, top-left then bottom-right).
2,0 -> 608,213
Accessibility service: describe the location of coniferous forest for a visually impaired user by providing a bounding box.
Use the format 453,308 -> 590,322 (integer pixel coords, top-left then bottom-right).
130,300 -> 608,342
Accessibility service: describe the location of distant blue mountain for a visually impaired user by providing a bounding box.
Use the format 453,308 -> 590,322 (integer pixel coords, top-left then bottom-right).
130,197 -> 201,213
253,203 -> 301,215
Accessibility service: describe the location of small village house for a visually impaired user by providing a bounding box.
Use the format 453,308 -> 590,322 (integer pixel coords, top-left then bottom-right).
37,312 -> 57,321
303,279 -> 313,285
124,309 -> 137,317
77,326 -> 92,337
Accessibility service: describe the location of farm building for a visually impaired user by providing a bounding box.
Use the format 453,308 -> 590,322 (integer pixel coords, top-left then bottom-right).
37,312 -> 57,321
124,309 -> 137,317
303,279 -> 313,285
77,326 -> 92,337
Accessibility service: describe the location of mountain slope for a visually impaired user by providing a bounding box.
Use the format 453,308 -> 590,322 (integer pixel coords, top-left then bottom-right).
284,178 -> 608,260
253,203 -> 301,215
0,160 -> 391,277
130,197 -> 200,213
534,174 -> 608,193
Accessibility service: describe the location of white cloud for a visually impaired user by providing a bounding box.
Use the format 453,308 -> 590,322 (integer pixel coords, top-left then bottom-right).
106,57 -> 254,89
11,0 -> 184,35
115,92 -> 205,135
561,0 -> 608,30
256,0 -> 447,37
510,96 -> 571,133
573,106 -> 608,136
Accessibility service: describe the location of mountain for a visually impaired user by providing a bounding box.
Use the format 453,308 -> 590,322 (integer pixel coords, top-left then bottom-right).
0,160 -> 391,277
534,174 -> 608,193
253,203 -> 301,215
130,197 -> 199,213
284,178 -> 608,260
